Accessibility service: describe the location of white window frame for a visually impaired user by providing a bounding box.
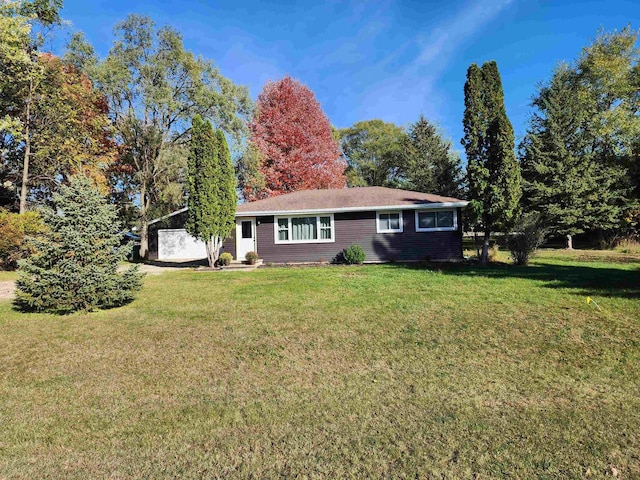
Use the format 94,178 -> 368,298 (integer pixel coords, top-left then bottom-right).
376,211 -> 403,233
274,213 -> 335,244
415,209 -> 458,232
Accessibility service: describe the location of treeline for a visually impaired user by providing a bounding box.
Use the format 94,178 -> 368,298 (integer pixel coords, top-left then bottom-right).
1,1 -> 251,258
461,27 -> 639,262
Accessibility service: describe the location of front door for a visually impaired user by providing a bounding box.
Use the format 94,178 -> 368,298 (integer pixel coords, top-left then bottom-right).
236,217 -> 256,260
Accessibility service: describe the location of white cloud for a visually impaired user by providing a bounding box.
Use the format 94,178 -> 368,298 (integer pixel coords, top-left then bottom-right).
355,0 -> 516,125
413,0 -> 515,70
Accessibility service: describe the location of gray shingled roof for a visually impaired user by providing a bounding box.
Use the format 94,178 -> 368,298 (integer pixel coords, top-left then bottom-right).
236,187 -> 467,216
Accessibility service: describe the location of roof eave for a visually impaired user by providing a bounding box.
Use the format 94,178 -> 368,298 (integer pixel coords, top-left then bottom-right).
236,201 -> 470,217
147,207 -> 188,226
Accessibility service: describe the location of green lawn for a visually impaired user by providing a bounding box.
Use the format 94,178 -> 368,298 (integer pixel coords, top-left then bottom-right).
0,270 -> 17,282
1,251 -> 639,478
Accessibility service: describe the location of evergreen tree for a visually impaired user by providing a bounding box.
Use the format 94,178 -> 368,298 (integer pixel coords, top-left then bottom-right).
521,66 -> 626,248
185,116 -> 236,267
462,61 -> 522,263
14,176 -> 143,313
403,116 -> 462,197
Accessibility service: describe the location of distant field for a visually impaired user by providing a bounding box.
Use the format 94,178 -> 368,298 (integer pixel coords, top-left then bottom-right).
1,250 -> 639,478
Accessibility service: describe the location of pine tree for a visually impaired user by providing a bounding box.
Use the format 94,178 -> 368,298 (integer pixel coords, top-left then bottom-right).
521,66 -> 626,248
462,61 -> 522,264
403,116 -> 462,197
185,116 -> 236,267
14,176 -> 143,313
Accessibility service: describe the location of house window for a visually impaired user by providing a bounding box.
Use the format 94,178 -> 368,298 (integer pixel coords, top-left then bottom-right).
277,218 -> 289,241
377,211 -> 403,233
415,209 -> 457,232
241,220 -> 253,239
274,214 -> 335,244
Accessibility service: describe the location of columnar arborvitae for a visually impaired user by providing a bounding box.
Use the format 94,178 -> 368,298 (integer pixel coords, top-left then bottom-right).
462,61 -> 522,263
186,115 -> 220,267
15,176 -> 143,313
186,116 -> 237,267
521,66 -> 626,248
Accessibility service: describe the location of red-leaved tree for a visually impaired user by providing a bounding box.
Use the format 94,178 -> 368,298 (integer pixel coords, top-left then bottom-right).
241,76 -> 346,201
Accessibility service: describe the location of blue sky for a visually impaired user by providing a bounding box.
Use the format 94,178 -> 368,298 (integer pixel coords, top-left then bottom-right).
55,0 -> 638,154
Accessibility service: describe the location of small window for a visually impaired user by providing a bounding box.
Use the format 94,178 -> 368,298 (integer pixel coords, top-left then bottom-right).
377,212 -> 403,233
241,221 -> 252,239
277,218 -> 289,241
320,216 -> 332,239
416,210 -> 456,232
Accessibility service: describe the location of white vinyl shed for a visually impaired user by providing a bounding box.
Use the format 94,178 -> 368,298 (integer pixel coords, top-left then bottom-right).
157,229 -> 207,260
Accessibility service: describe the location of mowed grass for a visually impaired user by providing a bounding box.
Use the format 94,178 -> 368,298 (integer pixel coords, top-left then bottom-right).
1,252 -> 639,479
0,270 -> 17,282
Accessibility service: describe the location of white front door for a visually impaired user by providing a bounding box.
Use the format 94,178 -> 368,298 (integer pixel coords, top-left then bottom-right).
236,217 -> 256,260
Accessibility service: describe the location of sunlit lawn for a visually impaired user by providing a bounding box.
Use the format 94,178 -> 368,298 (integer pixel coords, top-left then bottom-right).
0,250 -> 639,478
0,270 -> 17,282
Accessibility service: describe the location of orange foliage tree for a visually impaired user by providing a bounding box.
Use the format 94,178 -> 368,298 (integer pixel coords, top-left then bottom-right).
241,76 -> 346,201
2,53 -> 116,206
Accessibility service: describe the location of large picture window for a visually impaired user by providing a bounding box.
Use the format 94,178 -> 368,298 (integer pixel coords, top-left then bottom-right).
377,211 -> 403,233
415,209 -> 457,232
275,214 -> 335,244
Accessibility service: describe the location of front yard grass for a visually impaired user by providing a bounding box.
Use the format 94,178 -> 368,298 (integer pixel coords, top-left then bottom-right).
0,251 -> 639,478
0,270 -> 18,282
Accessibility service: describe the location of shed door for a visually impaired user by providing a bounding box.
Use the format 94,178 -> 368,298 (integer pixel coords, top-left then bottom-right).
158,229 -> 207,260
236,218 -> 256,260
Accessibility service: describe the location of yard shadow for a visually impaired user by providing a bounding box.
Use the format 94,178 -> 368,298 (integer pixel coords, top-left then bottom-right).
397,261 -> 640,300
143,258 -> 208,268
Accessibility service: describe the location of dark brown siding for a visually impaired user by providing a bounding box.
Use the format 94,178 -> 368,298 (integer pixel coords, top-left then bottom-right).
221,230 -> 236,259
252,210 -> 463,263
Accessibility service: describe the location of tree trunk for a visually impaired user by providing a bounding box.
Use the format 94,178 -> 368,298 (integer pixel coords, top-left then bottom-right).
139,182 -> 149,259
474,230 -> 481,258
566,234 -> 573,250
19,78 -> 33,214
480,230 -> 491,265
206,236 -> 220,268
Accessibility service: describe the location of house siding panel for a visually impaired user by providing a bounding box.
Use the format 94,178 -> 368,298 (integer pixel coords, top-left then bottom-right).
222,230 -> 236,259
252,210 -> 462,263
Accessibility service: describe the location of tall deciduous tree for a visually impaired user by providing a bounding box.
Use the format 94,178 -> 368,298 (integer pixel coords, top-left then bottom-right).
337,119 -> 406,188
0,0 -> 63,212
241,76 -> 346,201
3,54 -> 117,204
576,26 -> 640,238
68,15 -> 251,258
402,116 -> 462,197
462,61 -> 522,264
185,116 -> 236,267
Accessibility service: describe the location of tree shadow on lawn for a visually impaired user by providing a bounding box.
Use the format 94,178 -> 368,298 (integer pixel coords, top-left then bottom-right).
400,261 -> 640,300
